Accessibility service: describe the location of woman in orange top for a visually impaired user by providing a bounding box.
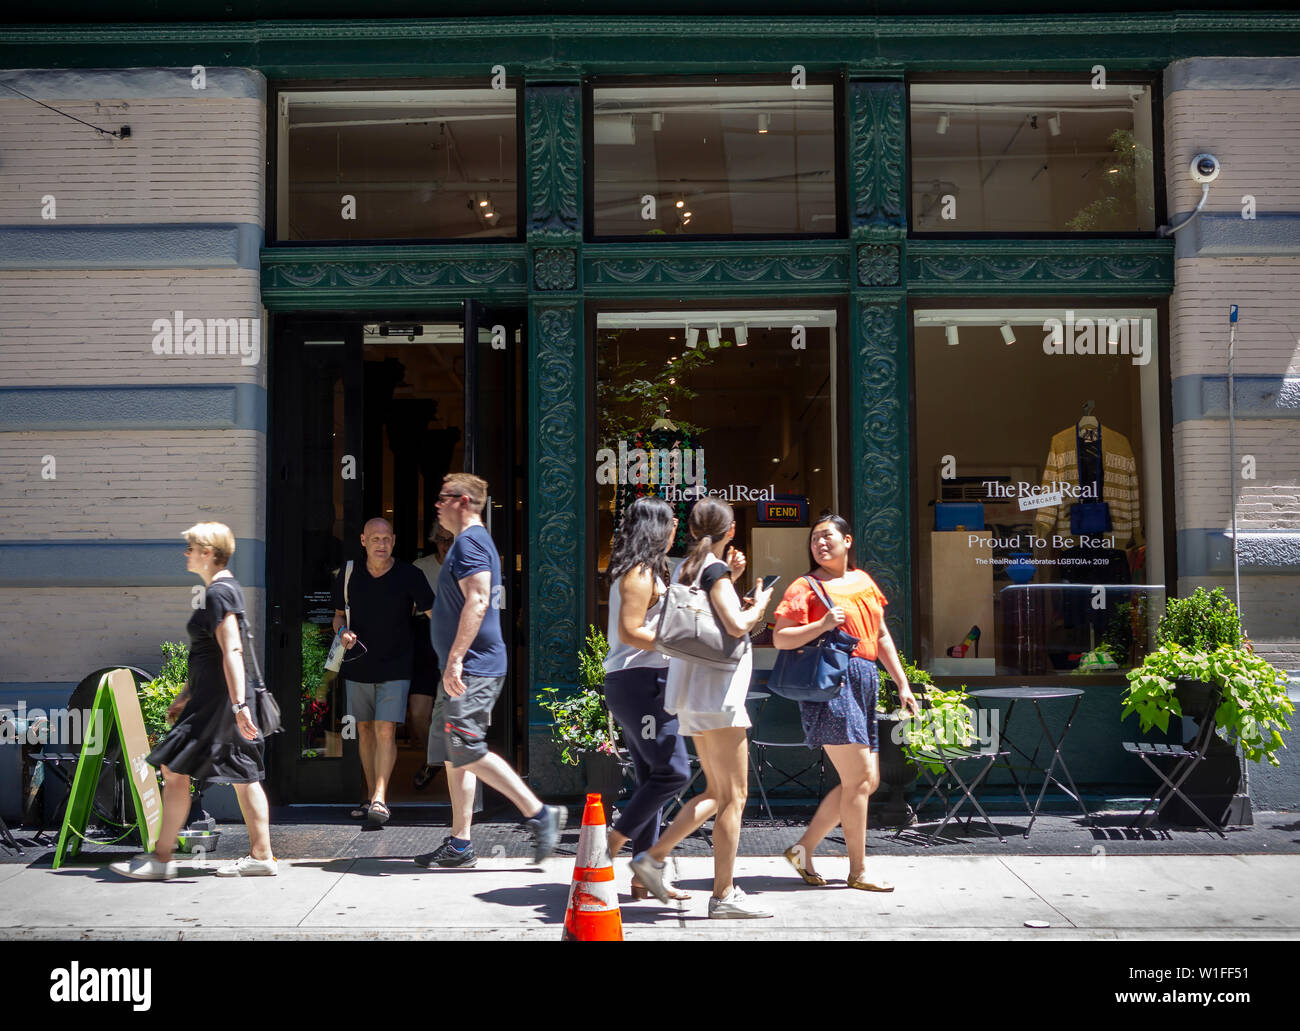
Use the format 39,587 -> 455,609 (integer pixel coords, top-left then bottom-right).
772,513 -> 919,891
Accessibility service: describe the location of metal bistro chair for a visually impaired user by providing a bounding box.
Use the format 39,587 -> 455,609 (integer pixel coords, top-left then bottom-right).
1122,685 -> 1228,839
899,736 -> 1010,845
749,692 -> 825,820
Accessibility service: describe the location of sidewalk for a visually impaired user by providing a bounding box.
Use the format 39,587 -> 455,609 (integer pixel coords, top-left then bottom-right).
2,811 -> 1298,939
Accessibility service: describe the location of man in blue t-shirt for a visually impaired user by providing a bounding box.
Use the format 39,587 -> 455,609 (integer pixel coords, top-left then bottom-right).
416,473 -> 566,868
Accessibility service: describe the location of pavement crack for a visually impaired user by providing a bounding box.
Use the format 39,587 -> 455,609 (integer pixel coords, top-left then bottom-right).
295,859 -> 356,930
996,858 -> 1077,928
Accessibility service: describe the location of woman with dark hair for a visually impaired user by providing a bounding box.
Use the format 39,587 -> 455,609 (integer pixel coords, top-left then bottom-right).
772,513 -> 919,891
602,497 -> 691,900
630,497 -> 776,919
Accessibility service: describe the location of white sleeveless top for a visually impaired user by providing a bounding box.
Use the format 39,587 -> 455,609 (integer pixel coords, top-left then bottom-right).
603,570 -> 669,673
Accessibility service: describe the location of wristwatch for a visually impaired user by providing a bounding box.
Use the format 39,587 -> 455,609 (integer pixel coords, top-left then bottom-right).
232,702 -> 249,715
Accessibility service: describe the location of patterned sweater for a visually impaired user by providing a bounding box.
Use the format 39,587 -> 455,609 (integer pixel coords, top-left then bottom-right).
1033,424 -> 1143,548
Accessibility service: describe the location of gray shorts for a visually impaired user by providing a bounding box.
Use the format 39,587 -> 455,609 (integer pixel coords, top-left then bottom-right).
346,679 -> 411,724
427,674 -> 505,768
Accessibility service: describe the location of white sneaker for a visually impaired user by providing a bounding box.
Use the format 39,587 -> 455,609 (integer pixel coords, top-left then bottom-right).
215,854 -> 278,877
708,885 -> 773,919
110,855 -> 177,881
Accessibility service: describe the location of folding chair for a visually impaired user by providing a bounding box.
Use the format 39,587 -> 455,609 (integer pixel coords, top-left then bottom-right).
749,694 -> 825,820
1123,686 -> 1228,838
897,740 -> 1010,845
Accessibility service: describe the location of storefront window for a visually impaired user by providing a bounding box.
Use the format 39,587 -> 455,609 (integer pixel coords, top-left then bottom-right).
591,84 -> 837,237
913,307 -> 1166,678
909,82 -> 1156,233
276,88 -> 517,242
594,309 -> 838,664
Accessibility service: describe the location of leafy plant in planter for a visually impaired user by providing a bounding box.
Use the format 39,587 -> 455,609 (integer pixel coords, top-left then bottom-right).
1123,588 -> 1293,767
138,641 -> 189,749
301,622 -> 332,750
536,626 -> 622,766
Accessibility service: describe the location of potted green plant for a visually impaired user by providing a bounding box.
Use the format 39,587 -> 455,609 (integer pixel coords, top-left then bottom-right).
1122,587 -> 1294,825
874,655 -> 931,826
137,642 -> 209,836
536,625 -> 628,804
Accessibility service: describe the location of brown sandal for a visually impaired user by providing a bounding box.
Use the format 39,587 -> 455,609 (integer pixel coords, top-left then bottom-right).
784,846 -> 827,887
846,875 -> 894,892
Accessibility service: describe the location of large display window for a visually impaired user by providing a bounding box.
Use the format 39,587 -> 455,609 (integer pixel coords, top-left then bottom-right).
274,88 -> 518,242
912,306 -> 1166,679
593,308 -> 840,664
909,80 -> 1157,233
590,84 -> 838,237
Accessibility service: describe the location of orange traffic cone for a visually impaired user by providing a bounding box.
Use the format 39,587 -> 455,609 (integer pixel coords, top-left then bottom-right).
562,793 -> 624,941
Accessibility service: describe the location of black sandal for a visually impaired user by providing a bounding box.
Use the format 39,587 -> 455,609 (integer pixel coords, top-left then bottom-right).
413,764 -> 436,791
350,799 -> 371,820
366,800 -> 391,827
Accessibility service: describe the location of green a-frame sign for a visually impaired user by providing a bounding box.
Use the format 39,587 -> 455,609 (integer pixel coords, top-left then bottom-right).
53,669 -> 162,869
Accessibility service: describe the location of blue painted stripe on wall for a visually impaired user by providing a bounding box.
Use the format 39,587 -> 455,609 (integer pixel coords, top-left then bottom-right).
0,384 -> 266,433
1172,375 -> 1300,423
0,223 -> 262,271
1173,212 -> 1300,260
0,67 -> 264,100
0,541 -> 265,588
1166,57 -> 1300,94
1178,528 -> 1300,577
0,685 -> 78,713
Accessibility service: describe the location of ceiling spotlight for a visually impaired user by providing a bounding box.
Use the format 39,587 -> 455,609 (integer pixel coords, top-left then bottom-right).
675,196 -> 685,209
757,113 -> 771,134
652,111 -> 664,132
685,327 -> 699,349
771,457 -> 780,464
1000,323 -> 1016,345
946,325 -> 959,347
734,326 -> 748,347
707,326 -> 721,349
1107,320 -> 1120,347
1048,113 -> 1061,137
936,112 -> 950,135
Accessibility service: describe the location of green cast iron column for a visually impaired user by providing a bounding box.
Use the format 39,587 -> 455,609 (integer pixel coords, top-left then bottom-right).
524,81 -> 586,784
847,79 -> 912,652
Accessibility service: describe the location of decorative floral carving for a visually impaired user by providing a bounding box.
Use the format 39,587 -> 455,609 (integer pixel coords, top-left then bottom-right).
534,248 -> 577,290
853,299 -> 910,648
264,256 -> 526,293
526,87 -> 581,239
530,303 -> 583,685
586,252 -> 846,288
856,243 -> 901,286
908,246 -> 1172,291
849,82 -> 905,231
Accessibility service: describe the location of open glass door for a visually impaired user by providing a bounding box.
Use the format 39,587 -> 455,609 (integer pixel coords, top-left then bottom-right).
270,307 -> 527,805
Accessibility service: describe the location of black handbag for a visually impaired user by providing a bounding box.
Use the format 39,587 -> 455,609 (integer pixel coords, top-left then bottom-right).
767,576 -> 859,703
236,612 -> 283,735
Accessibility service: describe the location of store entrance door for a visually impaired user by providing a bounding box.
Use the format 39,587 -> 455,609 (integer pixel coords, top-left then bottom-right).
268,307 -> 526,806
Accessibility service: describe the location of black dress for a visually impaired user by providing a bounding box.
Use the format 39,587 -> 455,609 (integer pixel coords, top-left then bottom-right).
147,575 -> 265,785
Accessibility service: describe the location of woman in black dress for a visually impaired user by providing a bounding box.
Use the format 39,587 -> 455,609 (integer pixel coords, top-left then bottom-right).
112,522 -> 276,879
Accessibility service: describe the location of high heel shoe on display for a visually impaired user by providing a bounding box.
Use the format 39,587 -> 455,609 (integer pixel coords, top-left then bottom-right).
945,625 -> 981,658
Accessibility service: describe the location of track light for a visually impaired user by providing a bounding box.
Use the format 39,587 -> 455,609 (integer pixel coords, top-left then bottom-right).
1000,323 -> 1016,345
734,326 -> 748,347
1107,319 -> 1120,347
946,325 -> 959,347
936,112 -> 950,135
685,327 -> 699,349
757,113 -> 771,134
707,326 -> 721,349
652,111 -> 664,132
1048,113 -> 1061,137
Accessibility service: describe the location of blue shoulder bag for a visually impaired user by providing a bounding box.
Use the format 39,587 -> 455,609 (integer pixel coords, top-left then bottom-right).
767,576 -> 859,703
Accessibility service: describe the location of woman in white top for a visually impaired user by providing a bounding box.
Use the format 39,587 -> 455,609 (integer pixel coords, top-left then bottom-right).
631,498 -> 775,919
603,498 -> 692,900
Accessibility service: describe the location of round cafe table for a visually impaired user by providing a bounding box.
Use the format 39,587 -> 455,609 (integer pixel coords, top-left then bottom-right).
968,686 -> 1091,836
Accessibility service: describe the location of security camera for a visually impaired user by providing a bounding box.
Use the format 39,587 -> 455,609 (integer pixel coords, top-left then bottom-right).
1190,153 -> 1221,184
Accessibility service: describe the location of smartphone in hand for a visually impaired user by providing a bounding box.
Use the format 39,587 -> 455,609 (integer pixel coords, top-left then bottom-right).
744,575 -> 782,601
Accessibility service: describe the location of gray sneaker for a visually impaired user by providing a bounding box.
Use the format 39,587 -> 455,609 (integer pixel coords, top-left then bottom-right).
414,837 -> 478,868
708,885 -> 773,919
629,852 -> 671,903
526,805 -> 567,863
